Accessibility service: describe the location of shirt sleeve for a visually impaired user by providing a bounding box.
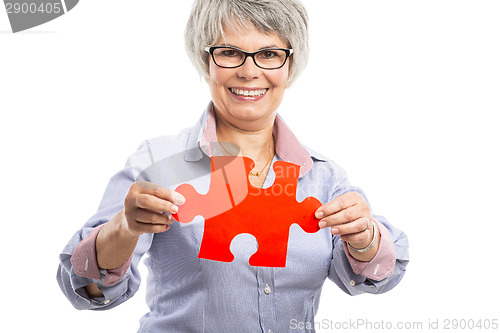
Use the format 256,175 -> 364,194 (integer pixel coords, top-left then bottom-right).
70,224 -> 133,286
56,141 -> 155,310
325,161 -> 410,295
341,218 -> 396,281
329,214 -> 409,296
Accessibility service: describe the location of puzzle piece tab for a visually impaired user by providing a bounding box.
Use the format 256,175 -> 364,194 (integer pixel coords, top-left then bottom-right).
173,156 -> 321,267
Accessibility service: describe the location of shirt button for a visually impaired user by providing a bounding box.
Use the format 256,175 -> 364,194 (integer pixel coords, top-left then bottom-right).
103,299 -> 110,305
349,280 -> 356,286
268,330 -> 273,333
264,284 -> 271,295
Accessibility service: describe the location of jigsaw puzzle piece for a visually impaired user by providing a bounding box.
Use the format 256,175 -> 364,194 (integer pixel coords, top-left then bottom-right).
245,189 -> 321,267
173,155 -> 322,267
173,155 -> 250,222
173,168 -> 232,223
197,215 -> 240,263
290,197 -> 322,234
211,155 -> 252,207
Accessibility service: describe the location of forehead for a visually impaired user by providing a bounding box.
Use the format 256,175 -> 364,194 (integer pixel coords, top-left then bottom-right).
217,21 -> 287,49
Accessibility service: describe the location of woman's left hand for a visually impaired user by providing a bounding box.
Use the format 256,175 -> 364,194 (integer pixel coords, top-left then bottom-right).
315,192 -> 373,249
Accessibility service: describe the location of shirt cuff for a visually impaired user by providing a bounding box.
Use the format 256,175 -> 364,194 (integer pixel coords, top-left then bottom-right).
342,218 -> 396,281
70,224 -> 132,286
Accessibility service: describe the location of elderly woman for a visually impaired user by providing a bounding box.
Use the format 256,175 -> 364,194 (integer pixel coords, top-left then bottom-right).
57,0 -> 409,332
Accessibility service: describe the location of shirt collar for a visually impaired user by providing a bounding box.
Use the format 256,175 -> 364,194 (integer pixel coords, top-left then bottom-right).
184,102 -> 327,177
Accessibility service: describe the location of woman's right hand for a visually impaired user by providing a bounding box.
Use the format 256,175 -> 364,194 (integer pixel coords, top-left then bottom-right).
123,181 -> 186,236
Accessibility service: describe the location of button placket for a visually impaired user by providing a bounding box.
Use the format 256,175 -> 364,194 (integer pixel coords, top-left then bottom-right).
257,267 -> 276,333
264,284 -> 271,295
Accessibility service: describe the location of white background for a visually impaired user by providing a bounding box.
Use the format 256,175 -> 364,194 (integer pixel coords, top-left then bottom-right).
1,1 -> 499,332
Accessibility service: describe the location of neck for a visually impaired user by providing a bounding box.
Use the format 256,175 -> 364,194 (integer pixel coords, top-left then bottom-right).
215,112 -> 275,163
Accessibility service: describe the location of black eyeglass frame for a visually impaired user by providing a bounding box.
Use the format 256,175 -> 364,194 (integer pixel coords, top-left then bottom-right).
204,46 -> 294,70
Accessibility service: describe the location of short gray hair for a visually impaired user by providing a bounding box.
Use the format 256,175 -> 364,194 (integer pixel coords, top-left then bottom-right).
185,0 -> 309,87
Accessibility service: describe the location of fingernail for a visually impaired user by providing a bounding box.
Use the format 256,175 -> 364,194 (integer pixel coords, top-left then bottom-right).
171,205 -> 178,213
316,211 -> 324,219
331,228 -> 339,235
318,221 -> 327,228
174,193 -> 185,205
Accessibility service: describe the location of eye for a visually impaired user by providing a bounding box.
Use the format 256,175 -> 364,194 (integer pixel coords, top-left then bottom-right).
259,50 -> 279,59
220,49 -> 240,57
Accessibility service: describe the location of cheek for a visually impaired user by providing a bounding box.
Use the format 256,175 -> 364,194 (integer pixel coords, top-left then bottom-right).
208,63 -> 230,88
208,65 -> 229,103
268,66 -> 289,89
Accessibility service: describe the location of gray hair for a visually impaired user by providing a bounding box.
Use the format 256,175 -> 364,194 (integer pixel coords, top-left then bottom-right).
185,0 -> 309,87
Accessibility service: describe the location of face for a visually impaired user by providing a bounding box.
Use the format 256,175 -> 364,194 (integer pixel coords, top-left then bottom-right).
208,24 -> 290,131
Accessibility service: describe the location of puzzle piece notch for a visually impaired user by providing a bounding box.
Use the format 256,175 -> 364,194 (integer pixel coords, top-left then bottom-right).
173,156 -> 321,267
174,155 -> 249,222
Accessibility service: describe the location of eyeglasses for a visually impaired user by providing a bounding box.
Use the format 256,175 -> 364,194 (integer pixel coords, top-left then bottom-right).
205,46 -> 293,70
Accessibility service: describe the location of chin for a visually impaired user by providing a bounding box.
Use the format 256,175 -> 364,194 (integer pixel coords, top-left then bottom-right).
228,105 -> 273,122
225,96 -> 278,121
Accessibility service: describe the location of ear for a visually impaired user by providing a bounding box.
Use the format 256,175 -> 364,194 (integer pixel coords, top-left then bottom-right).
286,63 -> 293,88
205,59 -> 215,83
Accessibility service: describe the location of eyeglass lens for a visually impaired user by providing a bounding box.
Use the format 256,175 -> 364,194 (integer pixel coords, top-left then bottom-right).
212,48 -> 288,69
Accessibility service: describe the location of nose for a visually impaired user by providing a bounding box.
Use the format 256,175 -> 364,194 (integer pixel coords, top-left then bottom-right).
236,55 -> 262,80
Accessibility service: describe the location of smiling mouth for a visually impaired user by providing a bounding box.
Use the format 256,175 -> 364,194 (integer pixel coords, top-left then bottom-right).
229,88 -> 268,97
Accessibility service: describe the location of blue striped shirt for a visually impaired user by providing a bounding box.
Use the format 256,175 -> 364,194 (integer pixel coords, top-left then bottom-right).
57,103 -> 409,332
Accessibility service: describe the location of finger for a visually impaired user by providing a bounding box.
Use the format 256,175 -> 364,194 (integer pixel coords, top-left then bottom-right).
318,205 -> 362,228
135,193 -> 179,215
340,229 -> 372,245
330,217 -> 370,235
133,181 -> 185,206
134,209 -> 173,225
315,192 -> 359,219
129,220 -> 171,234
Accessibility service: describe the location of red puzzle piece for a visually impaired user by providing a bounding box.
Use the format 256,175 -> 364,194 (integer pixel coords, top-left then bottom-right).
173,156 -> 321,267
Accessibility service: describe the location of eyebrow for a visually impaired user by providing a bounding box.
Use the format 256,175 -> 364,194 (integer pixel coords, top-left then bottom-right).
217,43 -> 282,50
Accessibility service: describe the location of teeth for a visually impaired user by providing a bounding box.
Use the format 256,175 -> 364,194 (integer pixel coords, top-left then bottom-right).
230,88 -> 267,97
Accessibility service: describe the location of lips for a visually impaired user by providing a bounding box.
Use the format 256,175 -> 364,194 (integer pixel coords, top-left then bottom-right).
229,88 -> 268,97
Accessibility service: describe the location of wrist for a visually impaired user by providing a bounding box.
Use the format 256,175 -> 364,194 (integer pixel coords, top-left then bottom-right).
96,210 -> 139,269
116,209 -> 142,238
347,221 -> 378,254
